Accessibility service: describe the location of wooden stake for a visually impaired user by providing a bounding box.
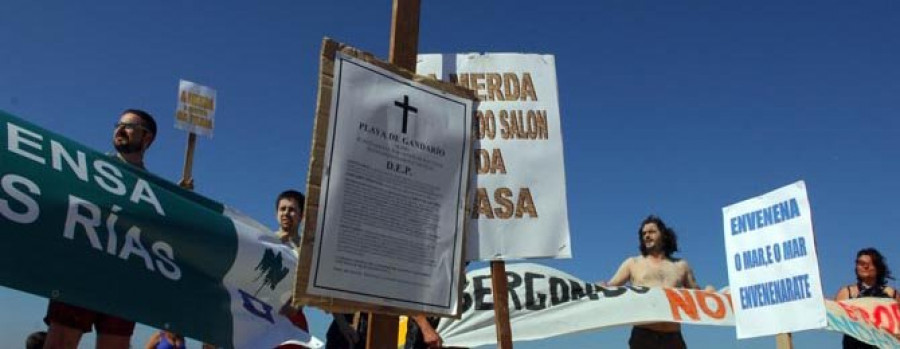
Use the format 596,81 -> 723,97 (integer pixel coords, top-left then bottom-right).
775,333 -> 793,349
366,313 -> 398,349
491,261 -> 514,348
182,131 -> 204,348
389,0 -> 421,71
366,1 -> 421,348
180,132 -> 197,190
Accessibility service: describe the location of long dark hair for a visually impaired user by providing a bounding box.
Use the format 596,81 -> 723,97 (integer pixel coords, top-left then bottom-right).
638,215 -> 679,258
857,247 -> 894,287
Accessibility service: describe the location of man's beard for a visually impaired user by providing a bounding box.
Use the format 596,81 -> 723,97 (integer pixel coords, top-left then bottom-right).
114,140 -> 143,154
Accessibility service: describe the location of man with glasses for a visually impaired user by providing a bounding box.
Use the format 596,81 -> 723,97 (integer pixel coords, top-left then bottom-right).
43,109 -> 157,349
111,109 -> 157,169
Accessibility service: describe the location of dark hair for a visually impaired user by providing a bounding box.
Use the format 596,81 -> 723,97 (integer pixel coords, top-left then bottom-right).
276,190 -> 305,212
857,247 -> 894,286
121,108 -> 157,136
638,215 -> 679,258
26,331 -> 46,349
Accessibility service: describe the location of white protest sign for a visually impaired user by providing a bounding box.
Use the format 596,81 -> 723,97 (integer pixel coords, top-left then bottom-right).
175,79 -> 216,137
417,53 -> 571,261
306,51 -> 473,315
722,180 -> 827,338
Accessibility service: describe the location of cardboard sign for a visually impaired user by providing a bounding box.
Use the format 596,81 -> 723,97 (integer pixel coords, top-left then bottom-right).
295,39 -> 477,317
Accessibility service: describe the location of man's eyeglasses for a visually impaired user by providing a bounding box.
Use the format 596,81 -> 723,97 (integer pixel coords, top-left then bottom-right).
114,122 -> 147,132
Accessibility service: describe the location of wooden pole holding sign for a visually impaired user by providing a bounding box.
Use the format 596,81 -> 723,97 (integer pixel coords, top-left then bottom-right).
388,0 -> 420,71
175,79 -> 215,190
491,261 -> 515,349
180,132 -> 197,190
365,1 -> 420,348
775,333 -> 793,349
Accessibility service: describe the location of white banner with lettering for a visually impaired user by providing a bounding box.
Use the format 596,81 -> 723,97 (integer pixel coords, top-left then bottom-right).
438,263 -> 734,347
827,298 -> 900,349
417,54 -> 571,260
438,264 -> 899,348
722,181 -> 827,338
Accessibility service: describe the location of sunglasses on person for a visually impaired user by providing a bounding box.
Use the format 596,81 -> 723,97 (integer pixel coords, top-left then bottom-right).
114,122 -> 148,132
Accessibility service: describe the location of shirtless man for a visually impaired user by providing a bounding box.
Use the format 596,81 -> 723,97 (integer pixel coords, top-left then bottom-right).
605,215 -> 708,349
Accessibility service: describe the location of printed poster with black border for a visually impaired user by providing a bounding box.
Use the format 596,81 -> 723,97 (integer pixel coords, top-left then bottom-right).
295,39 -> 475,317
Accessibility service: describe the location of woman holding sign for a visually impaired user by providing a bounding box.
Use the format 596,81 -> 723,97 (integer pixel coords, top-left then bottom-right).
834,248 -> 899,348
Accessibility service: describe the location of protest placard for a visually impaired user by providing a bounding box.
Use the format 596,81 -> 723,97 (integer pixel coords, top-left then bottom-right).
417,53 -> 570,261
722,180 -> 827,338
175,79 -> 216,137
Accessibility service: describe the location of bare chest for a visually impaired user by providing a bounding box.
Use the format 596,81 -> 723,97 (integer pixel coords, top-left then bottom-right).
630,258 -> 685,288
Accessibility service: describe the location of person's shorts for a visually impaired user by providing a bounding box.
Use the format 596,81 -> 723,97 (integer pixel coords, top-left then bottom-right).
44,300 -> 135,336
629,326 -> 686,349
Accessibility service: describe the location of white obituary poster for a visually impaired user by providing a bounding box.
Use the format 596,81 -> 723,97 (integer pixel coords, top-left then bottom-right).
307,52 -> 473,315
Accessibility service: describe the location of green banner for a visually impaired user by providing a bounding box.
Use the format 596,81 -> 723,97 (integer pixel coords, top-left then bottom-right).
0,110 -> 240,343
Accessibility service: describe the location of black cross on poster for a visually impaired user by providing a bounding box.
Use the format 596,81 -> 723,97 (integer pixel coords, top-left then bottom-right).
393,95 -> 418,134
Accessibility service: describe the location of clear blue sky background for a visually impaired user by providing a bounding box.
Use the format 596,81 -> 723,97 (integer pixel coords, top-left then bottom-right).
2,1 -> 898,348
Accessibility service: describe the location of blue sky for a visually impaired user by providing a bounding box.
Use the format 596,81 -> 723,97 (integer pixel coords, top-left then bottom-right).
2,0 -> 899,347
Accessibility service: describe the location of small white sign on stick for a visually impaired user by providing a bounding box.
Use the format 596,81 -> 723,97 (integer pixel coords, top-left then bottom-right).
722,180 -> 826,338
175,79 -> 216,137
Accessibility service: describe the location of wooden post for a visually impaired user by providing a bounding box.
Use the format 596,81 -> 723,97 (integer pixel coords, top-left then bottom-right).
366,313 -> 399,349
775,333 -> 793,349
366,1 -> 421,348
180,132 -> 197,189
389,0 -> 420,72
180,131 -> 205,349
491,261 -> 514,349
